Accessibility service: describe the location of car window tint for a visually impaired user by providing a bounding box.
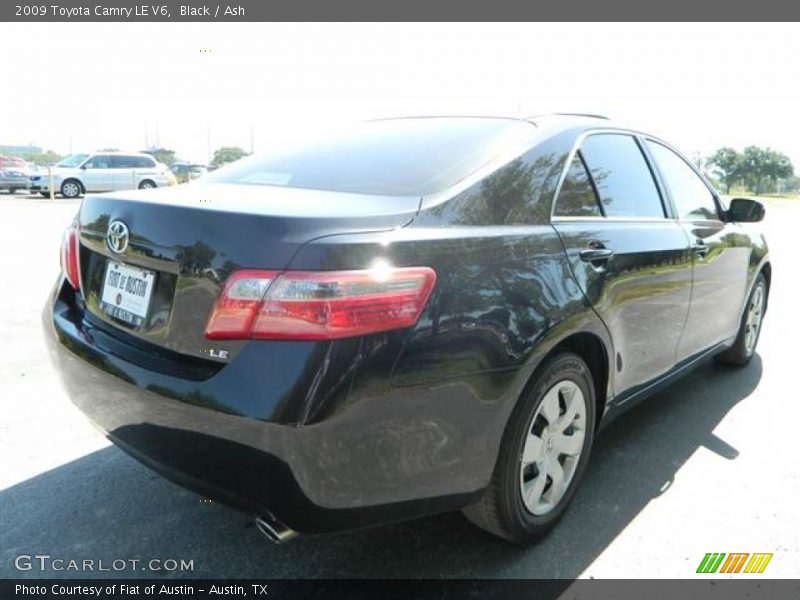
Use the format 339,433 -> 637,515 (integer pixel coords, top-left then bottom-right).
580,134 -> 664,218
207,118 -> 538,196
111,156 -> 132,168
646,141 -> 719,220
140,157 -> 156,168
85,155 -> 112,169
554,152 -> 602,217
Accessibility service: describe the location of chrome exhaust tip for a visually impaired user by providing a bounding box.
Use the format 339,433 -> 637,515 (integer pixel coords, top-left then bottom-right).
255,514 -> 298,544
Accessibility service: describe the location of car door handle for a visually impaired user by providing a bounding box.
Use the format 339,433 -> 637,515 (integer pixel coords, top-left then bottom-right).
691,241 -> 709,257
579,247 -> 614,263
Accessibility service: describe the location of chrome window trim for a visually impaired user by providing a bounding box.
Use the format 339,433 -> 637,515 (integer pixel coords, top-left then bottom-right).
550,215 -> 679,224
550,127 -> 671,222
641,136 -> 726,224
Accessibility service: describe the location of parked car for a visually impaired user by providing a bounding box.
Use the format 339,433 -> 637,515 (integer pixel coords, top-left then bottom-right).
170,162 -> 208,184
29,152 -> 177,198
0,155 -> 31,194
45,115 -> 769,543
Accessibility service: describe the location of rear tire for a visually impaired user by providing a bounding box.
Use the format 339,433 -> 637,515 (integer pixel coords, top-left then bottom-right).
716,274 -> 767,367
463,352 -> 596,542
138,179 -> 156,190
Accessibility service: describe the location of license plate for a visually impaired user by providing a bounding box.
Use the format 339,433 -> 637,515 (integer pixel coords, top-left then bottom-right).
100,261 -> 156,327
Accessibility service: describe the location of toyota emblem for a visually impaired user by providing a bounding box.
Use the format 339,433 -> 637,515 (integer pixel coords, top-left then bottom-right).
106,220 -> 130,254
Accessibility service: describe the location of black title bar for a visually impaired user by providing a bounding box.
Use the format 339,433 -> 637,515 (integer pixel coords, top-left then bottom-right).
3,579 -> 800,600
3,0 -> 800,21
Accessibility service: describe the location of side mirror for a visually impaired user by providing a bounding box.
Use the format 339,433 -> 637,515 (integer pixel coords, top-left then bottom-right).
80,164 -> 87,170
727,198 -> 765,223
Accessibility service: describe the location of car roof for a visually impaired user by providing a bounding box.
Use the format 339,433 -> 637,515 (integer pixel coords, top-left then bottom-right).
85,151 -> 153,156
370,113 -> 626,137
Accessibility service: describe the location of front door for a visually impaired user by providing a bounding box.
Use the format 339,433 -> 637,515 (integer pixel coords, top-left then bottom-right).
551,133 -> 693,398
643,139 -> 750,361
80,154 -> 115,192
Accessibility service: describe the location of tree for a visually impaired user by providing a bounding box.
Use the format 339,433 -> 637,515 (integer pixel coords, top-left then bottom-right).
706,146 -> 794,195
706,147 -> 742,194
16,150 -> 63,167
144,148 -> 177,166
741,146 -> 793,195
212,146 -> 248,167
762,149 -> 793,190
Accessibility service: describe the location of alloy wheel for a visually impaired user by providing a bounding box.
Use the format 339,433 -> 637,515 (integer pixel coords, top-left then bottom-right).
62,182 -> 80,198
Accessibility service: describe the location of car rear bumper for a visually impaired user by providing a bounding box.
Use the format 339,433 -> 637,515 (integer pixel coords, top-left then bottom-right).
43,278 -> 488,533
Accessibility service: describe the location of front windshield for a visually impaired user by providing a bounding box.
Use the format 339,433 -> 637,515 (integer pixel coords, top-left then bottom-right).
56,154 -> 90,168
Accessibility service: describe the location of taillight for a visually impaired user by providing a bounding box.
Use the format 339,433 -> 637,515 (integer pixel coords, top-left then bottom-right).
205,265 -> 436,340
204,270 -> 279,339
60,222 -> 80,291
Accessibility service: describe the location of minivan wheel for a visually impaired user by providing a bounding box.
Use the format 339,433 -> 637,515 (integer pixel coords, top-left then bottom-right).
716,274 -> 767,367
60,180 -> 82,199
138,180 -> 156,190
463,352 -> 596,543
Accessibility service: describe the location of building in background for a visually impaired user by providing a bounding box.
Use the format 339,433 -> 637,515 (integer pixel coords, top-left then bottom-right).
0,144 -> 42,156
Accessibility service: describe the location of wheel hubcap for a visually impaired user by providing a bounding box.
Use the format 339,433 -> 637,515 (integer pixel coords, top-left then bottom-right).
520,379 -> 587,516
63,183 -> 78,197
744,284 -> 764,355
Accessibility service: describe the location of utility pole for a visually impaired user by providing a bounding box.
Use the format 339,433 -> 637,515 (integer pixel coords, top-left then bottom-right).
250,123 -> 254,154
207,124 -> 212,165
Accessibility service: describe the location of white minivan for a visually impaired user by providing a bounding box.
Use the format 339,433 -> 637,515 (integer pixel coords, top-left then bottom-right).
30,152 -> 177,198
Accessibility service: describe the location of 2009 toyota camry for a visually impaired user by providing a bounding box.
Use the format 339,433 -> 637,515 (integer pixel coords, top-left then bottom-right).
45,115 -> 769,543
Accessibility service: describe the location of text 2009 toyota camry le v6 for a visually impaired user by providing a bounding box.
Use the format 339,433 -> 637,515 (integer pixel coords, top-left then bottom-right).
45,115 -> 770,543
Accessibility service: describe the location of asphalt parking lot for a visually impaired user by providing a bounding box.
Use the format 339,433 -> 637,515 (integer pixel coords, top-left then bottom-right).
1,191 -> 799,579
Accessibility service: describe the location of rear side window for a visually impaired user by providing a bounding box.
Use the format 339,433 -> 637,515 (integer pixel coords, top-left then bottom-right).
554,153 -> 602,217
580,134 -> 664,218
113,156 -> 156,168
206,118 -> 537,196
646,141 -> 719,220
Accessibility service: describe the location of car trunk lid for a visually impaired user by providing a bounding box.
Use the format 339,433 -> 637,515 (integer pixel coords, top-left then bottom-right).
76,183 -> 419,363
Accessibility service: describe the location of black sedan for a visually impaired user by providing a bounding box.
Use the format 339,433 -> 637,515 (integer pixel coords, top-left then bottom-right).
45,115 -> 769,543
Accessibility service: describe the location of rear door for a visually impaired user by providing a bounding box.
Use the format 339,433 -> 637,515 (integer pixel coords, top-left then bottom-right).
551,132 -> 693,398
644,139 -> 749,361
110,155 -> 143,190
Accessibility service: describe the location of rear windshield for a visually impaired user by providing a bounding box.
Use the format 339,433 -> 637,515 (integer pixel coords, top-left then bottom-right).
206,118 -> 537,196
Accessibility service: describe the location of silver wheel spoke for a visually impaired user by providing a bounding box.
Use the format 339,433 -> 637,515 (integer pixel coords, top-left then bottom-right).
545,455 -> 566,502
551,431 -> 584,456
523,467 -> 548,508
540,387 -> 561,425
522,434 -> 544,465
554,386 -> 581,432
